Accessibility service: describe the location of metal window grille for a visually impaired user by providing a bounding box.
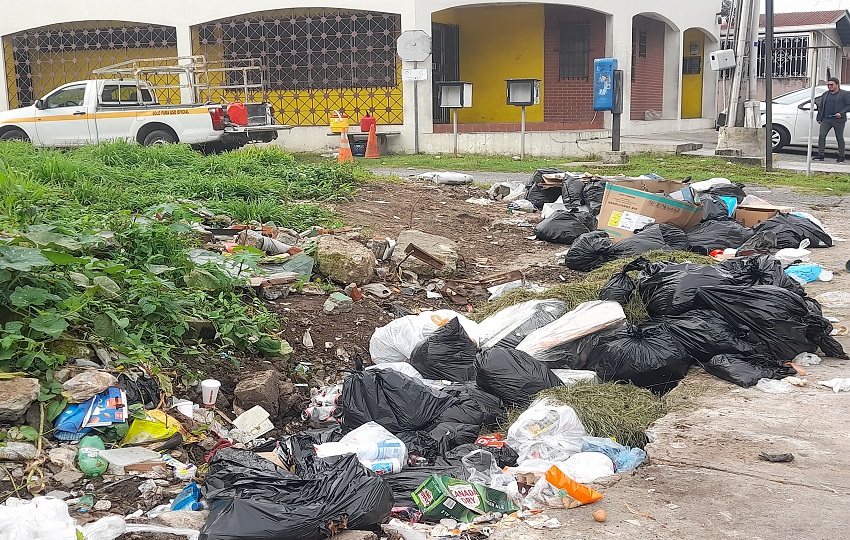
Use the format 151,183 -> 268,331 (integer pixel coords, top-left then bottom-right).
757,36 -> 808,78
631,29 -> 637,82
639,31 -> 647,58
4,24 -> 178,108
559,23 -> 590,79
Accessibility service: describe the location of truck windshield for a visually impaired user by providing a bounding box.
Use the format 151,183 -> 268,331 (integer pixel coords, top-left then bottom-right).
100,84 -> 155,104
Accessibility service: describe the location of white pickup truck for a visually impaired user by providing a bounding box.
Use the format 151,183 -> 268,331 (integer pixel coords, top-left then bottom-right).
0,79 -> 287,151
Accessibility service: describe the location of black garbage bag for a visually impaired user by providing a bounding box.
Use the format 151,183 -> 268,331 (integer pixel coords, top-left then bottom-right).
700,194 -> 730,221
585,324 -> 693,394
397,422 -> 480,461
564,230 -> 619,271
598,257 -> 648,304
703,183 -> 747,202
200,449 -> 393,540
702,354 -> 795,387
479,299 -> 569,349
562,176 -> 586,209
525,168 -> 564,210
340,368 -> 455,433
752,213 -> 832,248
696,285 -> 848,361
444,443 -> 520,468
409,317 -> 477,383
383,464 -> 469,507
718,254 -> 805,297
638,263 -> 737,317
473,347 -> 563,407
118,372 -> 160,409
686,220 -> 753,254
616,223 -> 689,255
439,383 -> 505,427
582,178 -> 607,216
737,230 -> 777,252
534,210 -> 597,244
658,309 -> 758,362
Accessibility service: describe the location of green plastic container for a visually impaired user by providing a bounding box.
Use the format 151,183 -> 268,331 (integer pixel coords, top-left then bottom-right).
77,435 -> 108,477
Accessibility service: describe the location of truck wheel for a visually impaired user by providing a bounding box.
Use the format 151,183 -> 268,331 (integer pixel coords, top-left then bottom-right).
0,128 -> 29,142
142,130 -> 177,146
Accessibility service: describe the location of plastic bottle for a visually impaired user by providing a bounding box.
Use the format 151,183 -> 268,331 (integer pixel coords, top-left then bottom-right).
78,435 -> 108,477
359,440 -> 405,461
190,500 -> 209,511
362,458 -> 402,475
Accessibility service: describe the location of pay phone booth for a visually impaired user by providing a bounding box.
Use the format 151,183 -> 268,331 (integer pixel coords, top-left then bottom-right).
593,58 -> 623,151
436,81 -> 472,155
506,78 -> 540,159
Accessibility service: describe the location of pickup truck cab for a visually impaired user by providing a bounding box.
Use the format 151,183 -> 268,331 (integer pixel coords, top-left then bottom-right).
0,79 -> 286,151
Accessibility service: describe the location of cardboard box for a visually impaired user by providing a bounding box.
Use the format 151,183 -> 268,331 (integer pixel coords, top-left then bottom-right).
412,475 -> 519,523
596,179 -> 704,241
734,204 -> 795,228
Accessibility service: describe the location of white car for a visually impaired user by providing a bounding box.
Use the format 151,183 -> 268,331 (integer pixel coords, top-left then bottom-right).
764,86 -> 838,152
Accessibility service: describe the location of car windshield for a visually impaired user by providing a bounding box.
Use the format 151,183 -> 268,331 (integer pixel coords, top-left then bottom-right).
772,87 -> 823,105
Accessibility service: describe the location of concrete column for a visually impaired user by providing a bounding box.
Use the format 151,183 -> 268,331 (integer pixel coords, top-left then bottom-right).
609,13 -> 633,130
0,43 -> 9,111
400,7 -> 434,151
662,26 -> 681,120
175,25 -> 194,104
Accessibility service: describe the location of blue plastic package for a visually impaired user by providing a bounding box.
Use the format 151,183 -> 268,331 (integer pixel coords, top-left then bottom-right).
171,482 -> 200,511
718,196 -> 738,216
785,264 -> 821,283
581,436 -> 647,472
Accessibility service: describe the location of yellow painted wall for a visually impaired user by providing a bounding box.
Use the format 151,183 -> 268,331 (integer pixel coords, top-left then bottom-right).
435,5 -> 544,123
681,29 -> 704,119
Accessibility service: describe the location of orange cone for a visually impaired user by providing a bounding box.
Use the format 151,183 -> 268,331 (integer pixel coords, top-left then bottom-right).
364,123 -> 380,159
337,129 -> 354,163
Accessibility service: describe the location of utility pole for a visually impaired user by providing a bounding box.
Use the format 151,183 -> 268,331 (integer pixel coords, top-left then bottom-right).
727,0 -> 753,127
764,0 -> 774,171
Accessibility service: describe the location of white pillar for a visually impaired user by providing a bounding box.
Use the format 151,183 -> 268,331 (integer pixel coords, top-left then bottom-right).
175,25 -> 194,104
610,13 -> 633,130
401,8 -> 434,152
662,26 -> 681,120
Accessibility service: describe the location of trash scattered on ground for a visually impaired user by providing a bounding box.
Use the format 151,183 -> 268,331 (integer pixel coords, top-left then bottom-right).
818,378 -> 850,392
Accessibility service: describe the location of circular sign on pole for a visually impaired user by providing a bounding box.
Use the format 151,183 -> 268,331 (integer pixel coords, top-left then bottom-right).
396,30 -> 432,62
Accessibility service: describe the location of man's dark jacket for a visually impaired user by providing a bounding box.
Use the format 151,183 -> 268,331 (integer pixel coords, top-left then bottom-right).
817,88 -> 850,122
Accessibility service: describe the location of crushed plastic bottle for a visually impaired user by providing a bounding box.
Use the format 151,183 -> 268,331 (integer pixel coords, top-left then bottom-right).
77,435 -> 108,477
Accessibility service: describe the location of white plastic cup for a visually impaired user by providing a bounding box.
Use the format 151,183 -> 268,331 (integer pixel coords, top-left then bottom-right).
200,379 -> 221,407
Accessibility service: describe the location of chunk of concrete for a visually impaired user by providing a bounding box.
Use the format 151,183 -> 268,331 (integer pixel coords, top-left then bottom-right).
234,370 -> 282,417
0,377 -> 40,422
601,151 -> 629,165
315,235 -> 376,286
393,230 -> 458,278
324,292 -> 354,315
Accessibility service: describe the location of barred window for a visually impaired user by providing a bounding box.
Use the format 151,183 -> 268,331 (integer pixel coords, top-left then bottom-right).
197,12 -> 399,90
559,23 -> 590,79
758,36 -> 808,78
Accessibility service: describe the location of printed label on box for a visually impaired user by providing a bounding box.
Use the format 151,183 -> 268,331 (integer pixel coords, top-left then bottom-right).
611,211 -> 655,231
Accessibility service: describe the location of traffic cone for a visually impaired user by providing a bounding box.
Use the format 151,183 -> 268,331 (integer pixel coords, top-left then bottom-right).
364,123 -> 380,159
337,129 -> 354,163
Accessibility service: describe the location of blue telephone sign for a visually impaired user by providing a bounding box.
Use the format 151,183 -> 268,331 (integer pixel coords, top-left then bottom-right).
593,58 -> 618,111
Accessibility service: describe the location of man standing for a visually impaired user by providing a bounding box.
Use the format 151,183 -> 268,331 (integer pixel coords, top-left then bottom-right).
816,77 -> 850,162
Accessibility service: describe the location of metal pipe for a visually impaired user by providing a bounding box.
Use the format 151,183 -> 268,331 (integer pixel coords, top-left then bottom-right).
806,48 -> 819,176
728,0 -> 753,126
453,108 -> 458,156
413,61 -> 420,154
747,0 -> 760,101
520,105 -> 526,160
765,0 -> 774,171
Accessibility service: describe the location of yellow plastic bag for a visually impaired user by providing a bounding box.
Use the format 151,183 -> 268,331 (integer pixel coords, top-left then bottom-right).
544,465 -> 604,508
121,409 -> 197,445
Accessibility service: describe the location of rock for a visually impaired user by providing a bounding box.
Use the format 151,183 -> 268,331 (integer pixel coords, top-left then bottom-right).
331,531 -> 378,540
392,230 -> 458,278
53,469 -> 84,487
186,318 -> 216,341
260,283 -> 291,301
153,509 -> 209,530
93,499 -> 112,511
315,235 -> 376,286
234,370 -> 282,417
53,366 -> 93,383
61,371 -> 118,403
323,292 -> 354,314
45,490 -> 71,500
48,340 -> 94,362
277,380 -> 304,418
48,447 -> 78,469
0,377 -> 40,422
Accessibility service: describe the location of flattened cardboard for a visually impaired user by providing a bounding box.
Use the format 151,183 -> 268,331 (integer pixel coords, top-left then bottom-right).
734,204 -> 796,228
596,179 -> 703,241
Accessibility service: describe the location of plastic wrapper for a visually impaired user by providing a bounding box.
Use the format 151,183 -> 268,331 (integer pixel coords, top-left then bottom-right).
61,371 -> 118,403
315,422 -> 408,474
717,254 -> 805,297
555,452 -> 616,483
752,213 -> 832,249
122,411 -> 182,445
637,262 -> 737,317
516,300 -> 626,364
525,465 -> 603,509
696,285 -> 848,361
506,398 -> 587,464
409,317 -> 477,382
445,442 -> 519,469
686,219 -> 753,254
658,309 -> 758,362
584,324 -> 693,394
478,299 -> 569,349
200,448 -> 393,540
473,348 -> 563,407
534,210 -> 597,244
461,448 -> 504,485
581,436 -> 647,472
703,354 -> 795,387
818,378 -> 850,392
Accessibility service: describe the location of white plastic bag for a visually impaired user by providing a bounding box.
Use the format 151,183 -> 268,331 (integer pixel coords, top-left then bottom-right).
755,378 -> 795,394
0,497 -> 78,540
818,378 -> 850,392
369,315 -> 425,363
557,452 -> 615,483
488,181 -> 527,202
366,362 -> 424,380
507,398 -> 587,465
417,310 -> 480,345
516,301 -> 626,362
417,171 -> 474,185
461,448 -> 503,485
551,369 -> 599,386
478,300 -> 568,349
315,422 -> 408,473
815,291 -> 850,309
689,178 -> 731,192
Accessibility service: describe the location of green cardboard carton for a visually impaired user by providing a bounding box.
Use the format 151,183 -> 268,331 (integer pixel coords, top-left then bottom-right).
411,475 -> 518,523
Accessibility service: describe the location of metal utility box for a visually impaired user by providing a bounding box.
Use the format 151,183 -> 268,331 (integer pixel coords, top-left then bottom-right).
437,81 -> 473,108
709,50 -> 736,71
506,78 -> 540,106
593,58 -> 618,111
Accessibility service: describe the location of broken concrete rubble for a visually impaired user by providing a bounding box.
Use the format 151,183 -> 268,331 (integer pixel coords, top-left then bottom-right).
393,230 -> 459,278
315,234 -> 376,285
0,377 -> 40,422
324,291 -> 354,314
234,369 -> 283,418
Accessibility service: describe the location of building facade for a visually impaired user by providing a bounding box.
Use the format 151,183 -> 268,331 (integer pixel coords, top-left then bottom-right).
0,1 -> 721,156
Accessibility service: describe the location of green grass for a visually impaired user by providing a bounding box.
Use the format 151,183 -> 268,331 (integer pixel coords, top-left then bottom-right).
354,151 -> 850,194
